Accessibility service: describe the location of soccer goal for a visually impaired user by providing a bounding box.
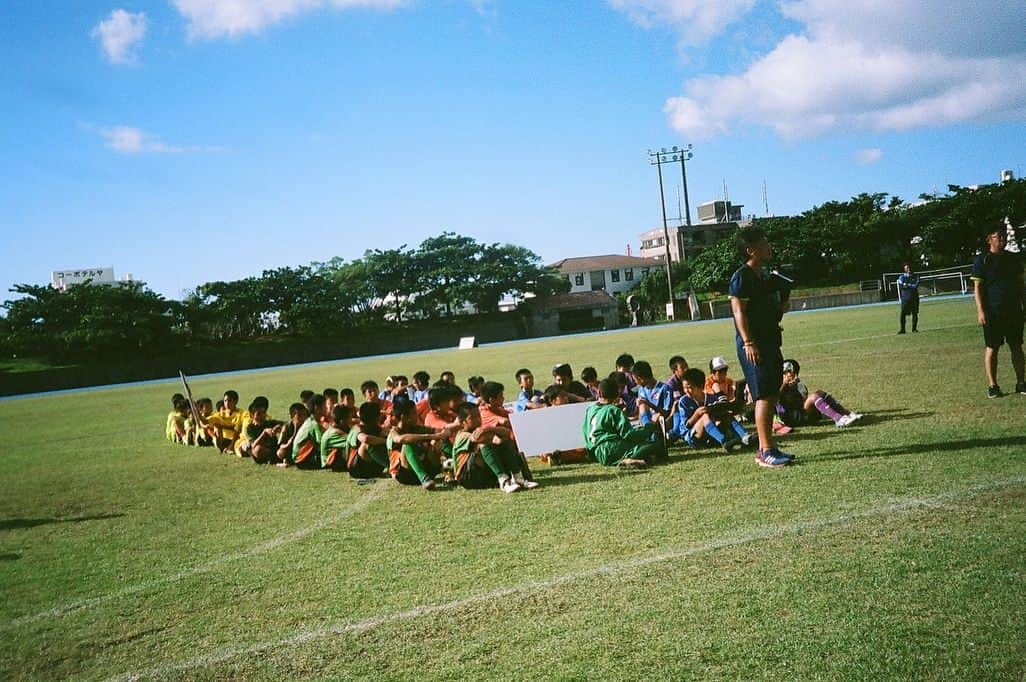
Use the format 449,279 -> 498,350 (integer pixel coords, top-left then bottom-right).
881,264 -> 974,299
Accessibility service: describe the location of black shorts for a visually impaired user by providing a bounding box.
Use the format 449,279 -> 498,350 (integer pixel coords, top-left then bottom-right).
983,311 -> 1025,349
736,342 -> 783,402
348,455 -> 384,479
900,299 -> 919,315
457,459 -> 498,490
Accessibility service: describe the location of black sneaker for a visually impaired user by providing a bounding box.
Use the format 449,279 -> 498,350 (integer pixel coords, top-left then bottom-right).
722,437 -> 742,453
1016,382 -> 1026,395
897,330 -> 906,335
988,385 -> 1002,399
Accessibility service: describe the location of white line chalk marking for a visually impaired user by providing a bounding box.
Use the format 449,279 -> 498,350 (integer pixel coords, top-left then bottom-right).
111,475 -> 1025,682
1,486 -> 385,631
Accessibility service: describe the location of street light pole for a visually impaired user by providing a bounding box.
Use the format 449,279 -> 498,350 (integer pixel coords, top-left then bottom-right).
649,145 -> 694,319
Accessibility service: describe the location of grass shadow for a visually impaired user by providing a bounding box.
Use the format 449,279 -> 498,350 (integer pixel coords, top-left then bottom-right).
811,435 -> 1026,463
536,471 -> 649,487
0,552 -> 21,561
0,512 -> 126,532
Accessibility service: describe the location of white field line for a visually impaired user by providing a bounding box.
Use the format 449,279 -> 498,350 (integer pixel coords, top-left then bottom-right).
1,486 -> 385,631
110,475 -> 1026,682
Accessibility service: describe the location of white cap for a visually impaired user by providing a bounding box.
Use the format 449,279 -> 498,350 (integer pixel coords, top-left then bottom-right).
710,356 -> 729,371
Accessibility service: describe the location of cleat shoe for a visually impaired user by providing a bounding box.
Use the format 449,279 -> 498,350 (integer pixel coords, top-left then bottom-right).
722,437 -> 742,454
988,385 -> 1002,399
421,479 -> 436,491
847,412 -> 864,423
1016,382 -> 1026,395
897,330 -> 906,335
740,433 -> 754,447
756,448 -> 792,468
514,473 -> 540,490
836,414 -> 855,428
772,419 -> 792,435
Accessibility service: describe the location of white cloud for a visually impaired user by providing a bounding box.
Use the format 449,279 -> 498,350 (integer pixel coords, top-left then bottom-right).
92,9 -> 147,64
97,126 -> 223,154
855,148 -> 883,165
172,0 -> 406,39
607,0 -> 756,45
655,1 -> 1026,139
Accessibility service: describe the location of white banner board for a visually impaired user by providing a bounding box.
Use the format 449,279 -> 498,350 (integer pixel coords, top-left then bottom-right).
509,401 -> 591,457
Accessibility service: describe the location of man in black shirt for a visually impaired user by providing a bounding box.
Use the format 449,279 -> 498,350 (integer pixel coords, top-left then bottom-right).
971,225 -> 1025,397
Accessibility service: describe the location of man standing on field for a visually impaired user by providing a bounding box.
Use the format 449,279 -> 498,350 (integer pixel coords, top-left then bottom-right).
896,263 -> 920,334
728,226 -> 793,468
971,225 -> 1025,398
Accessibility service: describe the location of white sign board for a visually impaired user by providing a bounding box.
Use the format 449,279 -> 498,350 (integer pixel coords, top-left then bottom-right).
458,336 -> 477,350
52,267 -> 115,290
509,401 -> 591,457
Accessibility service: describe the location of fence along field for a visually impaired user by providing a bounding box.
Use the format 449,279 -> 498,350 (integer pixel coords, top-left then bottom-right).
0,297 -> 1024,680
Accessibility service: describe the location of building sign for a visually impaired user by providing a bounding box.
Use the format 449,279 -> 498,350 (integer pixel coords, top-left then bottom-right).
51,267 -> 115,290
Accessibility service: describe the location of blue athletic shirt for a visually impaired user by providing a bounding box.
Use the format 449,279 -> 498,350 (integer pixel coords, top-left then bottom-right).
637,381 -> 673,424
728,263 -> 784,348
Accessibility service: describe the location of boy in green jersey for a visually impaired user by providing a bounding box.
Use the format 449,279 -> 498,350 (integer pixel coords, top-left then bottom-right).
583,378 -> 665,468
276,402 -> 308,467
346,402 -> 390,478
388,397 -> 447,490
320,404 -> 354,472
291,395 -> 325,469
452,402 -> 537,493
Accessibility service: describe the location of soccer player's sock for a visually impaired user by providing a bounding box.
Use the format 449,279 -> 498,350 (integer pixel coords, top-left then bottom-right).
814,395 -> 844,422
705,421 -> 727,444
824,393 -> 848,415
730,420 -> 747,439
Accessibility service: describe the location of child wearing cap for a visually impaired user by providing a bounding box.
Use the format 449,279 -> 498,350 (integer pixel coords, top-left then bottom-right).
668,368 -> 753,452
778,359 -> 863,428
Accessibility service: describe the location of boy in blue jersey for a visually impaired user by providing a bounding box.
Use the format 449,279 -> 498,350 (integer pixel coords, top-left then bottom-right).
668,368 -> 751,452
728,226 -> 793,468
411,371 -> 431,403
514,368 -> 545,411
971,225 -> 1025,397
896,263 -> 921,334
632,360 -> 673,433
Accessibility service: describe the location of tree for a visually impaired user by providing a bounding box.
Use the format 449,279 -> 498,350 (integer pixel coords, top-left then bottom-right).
363,246 -> 421,323
413,232 -> 480,317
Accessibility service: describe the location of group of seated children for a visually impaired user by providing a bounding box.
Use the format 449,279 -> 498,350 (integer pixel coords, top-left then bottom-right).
165,353 -> 862,489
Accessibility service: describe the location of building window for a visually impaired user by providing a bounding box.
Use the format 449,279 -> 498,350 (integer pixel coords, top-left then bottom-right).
611,269 -> 620,283
625,269 -> 634,282
574,273 -> 584,286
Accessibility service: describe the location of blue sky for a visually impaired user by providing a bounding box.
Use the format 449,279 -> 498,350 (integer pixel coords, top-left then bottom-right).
2,1 -> 1024,300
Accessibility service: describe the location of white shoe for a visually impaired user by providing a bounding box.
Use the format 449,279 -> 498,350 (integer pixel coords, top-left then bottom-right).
498,475 -> 520,493
514,473 -> 539,489
847,412 -> 863,423
740,433 -> 753,447
836,414 -> 855,428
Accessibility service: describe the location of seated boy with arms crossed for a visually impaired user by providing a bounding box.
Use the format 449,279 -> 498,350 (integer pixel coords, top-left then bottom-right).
388,397 -> 448,489
668,368 -> 752,452
276,402 -> 309,467
452,402 -> 535,493
320,404 -> 355,472
245,399 -> 284,464
345,402 -> 390,478
583,378 -> 665,468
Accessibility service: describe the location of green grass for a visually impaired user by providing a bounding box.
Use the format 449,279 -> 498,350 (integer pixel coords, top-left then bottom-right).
1,297 -> 1025,680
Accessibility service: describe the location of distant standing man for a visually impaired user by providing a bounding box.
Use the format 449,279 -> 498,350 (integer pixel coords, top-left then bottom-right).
971,225 -> 1025,398
729,226 -> 793,468
896,263 -> 920,334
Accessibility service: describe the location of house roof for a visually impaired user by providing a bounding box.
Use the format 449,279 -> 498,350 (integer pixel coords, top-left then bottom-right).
549,254 -> 663,273
524,290 -> 618,312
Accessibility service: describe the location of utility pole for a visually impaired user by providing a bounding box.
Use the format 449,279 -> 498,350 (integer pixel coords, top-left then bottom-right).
649,144 -> 695,320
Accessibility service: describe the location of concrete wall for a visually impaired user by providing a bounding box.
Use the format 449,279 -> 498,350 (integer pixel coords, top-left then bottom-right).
704,290 -> 883,320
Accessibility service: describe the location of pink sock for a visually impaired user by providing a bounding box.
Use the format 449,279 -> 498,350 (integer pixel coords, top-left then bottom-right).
814,396 -> 843,422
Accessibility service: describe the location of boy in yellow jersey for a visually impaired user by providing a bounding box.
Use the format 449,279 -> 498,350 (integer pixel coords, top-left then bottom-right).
165,396 -> 189,444
346,402 -> 390,478
201,390 -> 245,453
193,398 -> 216,447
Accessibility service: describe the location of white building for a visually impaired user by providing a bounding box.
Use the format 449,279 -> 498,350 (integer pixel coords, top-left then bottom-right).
51,267 -> 117,291
550,255 -> 663,296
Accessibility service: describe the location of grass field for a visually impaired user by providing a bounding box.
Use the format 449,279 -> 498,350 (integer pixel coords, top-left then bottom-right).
1,297 -> 1025,680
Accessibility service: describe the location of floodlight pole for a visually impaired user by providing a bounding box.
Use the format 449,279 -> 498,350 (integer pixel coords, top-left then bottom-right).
651,153 -> 675,315
649,145 -> 695,318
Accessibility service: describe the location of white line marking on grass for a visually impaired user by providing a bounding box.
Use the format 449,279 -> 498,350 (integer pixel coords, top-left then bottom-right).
1,486 -> 385,631
110,475 -> 1026,682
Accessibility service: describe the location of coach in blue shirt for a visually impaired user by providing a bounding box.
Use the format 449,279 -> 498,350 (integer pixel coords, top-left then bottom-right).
896,263 -> 920,334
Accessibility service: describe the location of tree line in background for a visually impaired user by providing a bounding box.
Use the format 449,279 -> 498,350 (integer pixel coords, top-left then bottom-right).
636,179 -> 1026,305
3,179 -> 1025,363
0,232 -> 568,362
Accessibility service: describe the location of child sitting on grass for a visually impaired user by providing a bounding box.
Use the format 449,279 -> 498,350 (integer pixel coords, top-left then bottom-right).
320,405 -> 354,472
452,402 -> 536,493
778,358 -> 863,428
388,397 -> 447,490
346,402 -> 390,478
515,368 -> 545,411
276,402 -> 309,467
668,368 -> 752,453
291,394 -> 326,469
633,360 -> 673,433
580,366 -> 601,400
583,378 -> 665,468
193,397 -> 215,447
166,395 -> 190,444
246,399 -> 284,464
